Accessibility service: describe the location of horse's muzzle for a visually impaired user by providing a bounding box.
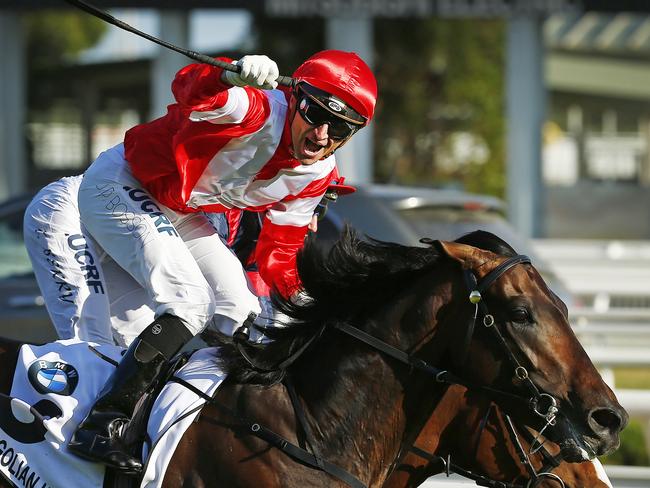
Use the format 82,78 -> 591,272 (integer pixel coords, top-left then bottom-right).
586,405 -> 629,456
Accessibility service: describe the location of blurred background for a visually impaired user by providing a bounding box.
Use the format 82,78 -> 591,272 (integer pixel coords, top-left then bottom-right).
1,0 -> 650,485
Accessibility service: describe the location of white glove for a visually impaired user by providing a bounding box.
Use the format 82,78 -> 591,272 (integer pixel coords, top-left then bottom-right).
223,55 -> 279,90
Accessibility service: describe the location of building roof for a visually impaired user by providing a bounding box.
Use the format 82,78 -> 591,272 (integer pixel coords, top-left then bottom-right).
546,12 -> 650,54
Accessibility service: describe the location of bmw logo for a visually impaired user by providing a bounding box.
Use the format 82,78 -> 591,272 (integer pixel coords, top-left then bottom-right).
28,360 -> 79,396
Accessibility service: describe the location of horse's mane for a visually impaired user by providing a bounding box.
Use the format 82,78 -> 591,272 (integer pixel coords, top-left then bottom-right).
213,227 -> 514,384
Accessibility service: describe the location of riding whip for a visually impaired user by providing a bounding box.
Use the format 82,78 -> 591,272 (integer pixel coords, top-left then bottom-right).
62,0 -> 295,88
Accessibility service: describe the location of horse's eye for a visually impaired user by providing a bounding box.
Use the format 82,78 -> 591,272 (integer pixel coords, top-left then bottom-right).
509,307 -> 531,324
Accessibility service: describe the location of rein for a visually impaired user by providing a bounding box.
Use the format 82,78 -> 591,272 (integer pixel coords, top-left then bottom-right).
403,404 -> 565,488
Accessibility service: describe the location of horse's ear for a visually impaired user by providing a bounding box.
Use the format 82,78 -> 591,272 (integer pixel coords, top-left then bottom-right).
435,240 -> 485,368
435,240 -> 486,269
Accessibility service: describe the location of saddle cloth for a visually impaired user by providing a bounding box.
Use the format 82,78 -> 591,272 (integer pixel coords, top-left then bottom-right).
0,339 -> 225,488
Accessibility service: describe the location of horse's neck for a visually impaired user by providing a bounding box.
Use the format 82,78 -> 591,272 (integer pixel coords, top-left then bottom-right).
292,352 -> 402,481
290,281 -> 453,486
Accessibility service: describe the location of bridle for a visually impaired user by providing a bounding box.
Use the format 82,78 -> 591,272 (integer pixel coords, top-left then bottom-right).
335,254 -> 561,429
338,253 -> 568,486
461,255 -> 560,437
230,253 -> 571,488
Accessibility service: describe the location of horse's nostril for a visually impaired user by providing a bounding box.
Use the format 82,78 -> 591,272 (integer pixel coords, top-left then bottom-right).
588,407 -> 626,434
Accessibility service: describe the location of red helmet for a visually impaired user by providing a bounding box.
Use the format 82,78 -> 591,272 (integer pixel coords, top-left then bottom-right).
293,50 -> 377,125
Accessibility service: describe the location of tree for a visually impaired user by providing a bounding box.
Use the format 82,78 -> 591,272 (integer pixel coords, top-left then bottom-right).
25,11 -> 106,68
374,18 -> 506,197
250,14 -> 507,197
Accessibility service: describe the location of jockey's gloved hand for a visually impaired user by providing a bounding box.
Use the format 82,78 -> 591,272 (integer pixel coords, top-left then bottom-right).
223,55 -> 279,90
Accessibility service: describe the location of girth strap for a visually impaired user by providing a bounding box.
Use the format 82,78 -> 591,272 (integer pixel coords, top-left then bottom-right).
284,376 -> 325,469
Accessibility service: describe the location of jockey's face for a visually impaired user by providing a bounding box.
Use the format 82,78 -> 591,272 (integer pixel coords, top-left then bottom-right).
289,96 -> 348,165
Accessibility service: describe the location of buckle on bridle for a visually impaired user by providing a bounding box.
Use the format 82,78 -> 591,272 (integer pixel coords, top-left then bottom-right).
531,393 -> 558,423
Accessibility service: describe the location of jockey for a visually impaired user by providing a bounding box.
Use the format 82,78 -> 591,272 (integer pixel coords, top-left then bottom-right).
65,50 -> 377,473
22,169 -> 355,347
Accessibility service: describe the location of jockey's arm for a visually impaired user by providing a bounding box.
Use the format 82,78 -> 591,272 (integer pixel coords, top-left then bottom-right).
171,58 -> 235,110
254,195 -> 323,299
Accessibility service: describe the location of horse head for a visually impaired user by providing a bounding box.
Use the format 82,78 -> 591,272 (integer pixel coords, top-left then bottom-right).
432,234 -> 628,463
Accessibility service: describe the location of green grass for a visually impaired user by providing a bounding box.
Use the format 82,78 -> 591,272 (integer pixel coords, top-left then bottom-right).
597,368 -> 650,465
613,367 -> 650,389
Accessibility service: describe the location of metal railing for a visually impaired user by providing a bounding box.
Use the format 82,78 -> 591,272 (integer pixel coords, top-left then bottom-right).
533,238 -> 650,485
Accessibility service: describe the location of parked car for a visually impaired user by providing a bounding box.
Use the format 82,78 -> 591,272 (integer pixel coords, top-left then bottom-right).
0,185 -> 573,343
0,193 -> 54,342
313,184 -> 574,306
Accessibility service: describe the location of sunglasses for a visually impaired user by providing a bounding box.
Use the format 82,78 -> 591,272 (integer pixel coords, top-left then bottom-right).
296,94 -> 360,140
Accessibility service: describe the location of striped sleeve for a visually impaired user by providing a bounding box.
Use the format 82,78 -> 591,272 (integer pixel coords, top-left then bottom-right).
254,170 -> 332,298
171,58 -> 234,111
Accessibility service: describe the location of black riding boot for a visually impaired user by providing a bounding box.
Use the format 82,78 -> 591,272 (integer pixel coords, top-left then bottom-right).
68,314 -> 193,474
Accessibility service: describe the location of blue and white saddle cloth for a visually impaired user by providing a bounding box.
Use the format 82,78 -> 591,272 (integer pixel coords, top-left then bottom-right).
0,339 -> 225,488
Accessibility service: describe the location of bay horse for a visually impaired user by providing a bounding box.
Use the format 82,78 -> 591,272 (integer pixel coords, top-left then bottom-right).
0,230 -> 626,487
160,229 -> 626,487
383,231 -> 615,488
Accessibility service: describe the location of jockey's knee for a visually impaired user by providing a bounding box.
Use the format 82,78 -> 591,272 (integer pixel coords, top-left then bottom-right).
156,282 -> 216,336
208,290 -> 262,336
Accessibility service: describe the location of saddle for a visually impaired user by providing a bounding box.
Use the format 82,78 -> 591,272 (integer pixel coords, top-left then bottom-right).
0,340 -> 226,488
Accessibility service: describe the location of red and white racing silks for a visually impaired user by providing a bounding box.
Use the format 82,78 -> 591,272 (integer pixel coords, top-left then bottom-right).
124,60 -> 336,298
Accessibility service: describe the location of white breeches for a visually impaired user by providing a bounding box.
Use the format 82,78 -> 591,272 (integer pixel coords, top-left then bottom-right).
78,144 -> 261,336
24,176 -> 115,344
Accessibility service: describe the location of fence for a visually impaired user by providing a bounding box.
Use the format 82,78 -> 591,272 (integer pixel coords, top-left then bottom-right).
532,238 -> 650,485
532,238 -> 650,313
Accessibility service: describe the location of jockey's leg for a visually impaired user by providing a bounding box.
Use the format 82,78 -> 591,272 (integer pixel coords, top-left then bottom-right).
67,313 -> 192,473
67,145 -> 216,472
23,175 -> 114,344
68,144 -> 260,472
101,256 -> 156,347
167,207 -> 262,336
